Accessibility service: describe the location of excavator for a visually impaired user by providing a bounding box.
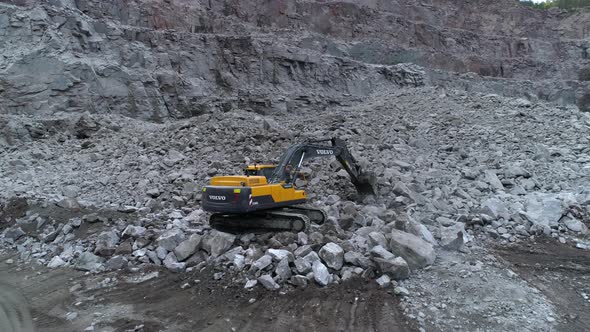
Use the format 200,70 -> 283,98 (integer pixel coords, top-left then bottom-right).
201,137 -> 376,232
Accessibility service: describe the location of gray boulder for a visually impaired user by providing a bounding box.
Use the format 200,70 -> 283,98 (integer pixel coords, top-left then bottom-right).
252,254 -> 273,271
267,248 -> 293,262
74,252 -> 105,272
289,275 -> 308,288
318,242 -> 344,270
258,274 -> 280,290
202,231 -> 235,258
94,230 -> 120,256
484,170 -> 504,191
439,222 -> 469,250
407,219 -> 437,245
294,257 -> 312,274
389,229 -> 436,270
563,217 -> 588,234
173,234 -> 202,261
105,255 -> 128,270
302,251 -> 320,265
372,256 -> 410,280
369,245 -> 395,260
294,245 -> 312,258
157,229 -> 186,251
376,274 -> 391,288
47,256 -> 66,268
122,225 -> 147,238
163,252 -> 186,273
521,193 -> 565,228
344,251 -> 371,269
4,227 -> 26,242
275,258 -> 292,282
312,260 -> 331,286
480,198 -> 510,220
368,232 -> 387,248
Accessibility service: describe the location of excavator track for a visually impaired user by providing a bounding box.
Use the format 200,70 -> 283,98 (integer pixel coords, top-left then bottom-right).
279,205 -> 327,225
209,206 -> 324,233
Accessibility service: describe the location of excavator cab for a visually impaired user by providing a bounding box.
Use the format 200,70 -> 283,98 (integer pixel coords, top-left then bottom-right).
244,164 -> 277,179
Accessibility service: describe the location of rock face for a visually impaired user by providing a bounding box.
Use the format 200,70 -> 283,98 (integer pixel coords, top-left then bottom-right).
0,0 -> 587,124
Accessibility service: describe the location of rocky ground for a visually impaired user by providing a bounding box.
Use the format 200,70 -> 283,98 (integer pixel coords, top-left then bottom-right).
1,0 -> 590,331
1,86 -> 589,331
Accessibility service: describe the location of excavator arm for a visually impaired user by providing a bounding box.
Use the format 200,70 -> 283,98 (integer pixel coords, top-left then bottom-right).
268,137 -> 376,195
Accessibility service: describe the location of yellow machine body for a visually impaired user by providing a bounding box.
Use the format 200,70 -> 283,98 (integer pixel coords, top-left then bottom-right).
203,174 -> 306,213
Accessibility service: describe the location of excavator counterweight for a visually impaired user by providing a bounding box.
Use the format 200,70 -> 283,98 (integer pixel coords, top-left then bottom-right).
202,137 -> 376,232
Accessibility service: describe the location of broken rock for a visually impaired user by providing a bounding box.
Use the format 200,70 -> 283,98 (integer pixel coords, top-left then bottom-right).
202,231 -> 235,258
94,230 -> 120,256
253,255 -> 273,271
344,251 -> 371,269
122,225 -> 147,238
563,217 -> 588,234
373,256 -> 410,280
369,245 -> 395,260
105,255 -> 128,270
267,248 -> 293,262
174,234 -> 202,262
3,227 -> 25,242
439,221 -> 469,250
157,229 -> 186,252
376,274 -> 391,288
258,274 -> 280,290
74,252 -> 105,272
47,256 -> 66,268
318,242 -> 344,270
274,258 -> 292,282
163,252 -> 186,273
522,193 -> 565,228
388,229 -> 436,270
312,260 -> 331,286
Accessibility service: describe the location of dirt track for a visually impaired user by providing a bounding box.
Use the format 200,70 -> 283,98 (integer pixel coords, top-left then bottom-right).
495,239 -> 590,332
2,237 -> 590,332
0,255 -> 416,332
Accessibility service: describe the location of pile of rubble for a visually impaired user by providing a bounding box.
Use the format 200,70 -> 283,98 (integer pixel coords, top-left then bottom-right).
2,87 -> 590,292
1,194 -> 442,290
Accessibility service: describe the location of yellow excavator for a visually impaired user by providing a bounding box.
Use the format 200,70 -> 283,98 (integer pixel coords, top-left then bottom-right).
201,137 -> 376,232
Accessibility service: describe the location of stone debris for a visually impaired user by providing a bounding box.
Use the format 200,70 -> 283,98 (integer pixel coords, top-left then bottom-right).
163,253 -> 186,273
47,256 -> 66,268
388,229 -> 436,270
312,260 -> 331,286
318,242 -> 344,270
0,24 -> 586,310
94,231 -> 120,256
174,235 -> 202,262
376,274 -> 392,288
258,274 -> 280,290
202,231 -> 235,258
439,222 -> 469,251
74,252 -> 105,273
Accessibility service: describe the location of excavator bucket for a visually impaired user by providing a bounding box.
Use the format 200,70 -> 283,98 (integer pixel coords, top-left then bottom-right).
353,171 -> 377,196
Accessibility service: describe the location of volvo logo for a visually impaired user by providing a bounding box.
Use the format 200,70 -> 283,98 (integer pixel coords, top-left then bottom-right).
316,149 -> 334,155
208,195 -> 226,201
